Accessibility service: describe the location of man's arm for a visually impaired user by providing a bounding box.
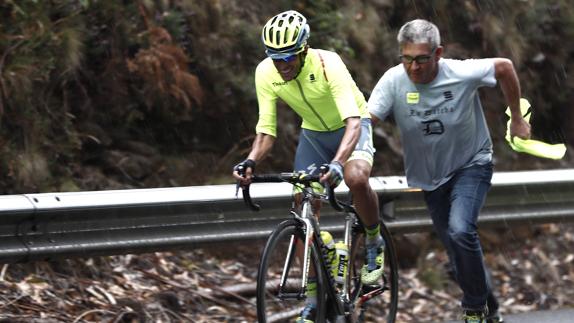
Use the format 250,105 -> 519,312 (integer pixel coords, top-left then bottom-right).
494,58 -> 531,140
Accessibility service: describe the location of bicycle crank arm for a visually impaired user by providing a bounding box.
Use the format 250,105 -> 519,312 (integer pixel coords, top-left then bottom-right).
358,285 -> 387,305
277,292 -> 306,301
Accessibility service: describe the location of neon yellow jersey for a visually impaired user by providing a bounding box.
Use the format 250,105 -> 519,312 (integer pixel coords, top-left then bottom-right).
255,48 -> 370,137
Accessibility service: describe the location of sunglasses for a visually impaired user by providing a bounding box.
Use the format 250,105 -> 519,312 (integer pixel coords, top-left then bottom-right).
399,48 -> 436,64
272,54 -> 298,63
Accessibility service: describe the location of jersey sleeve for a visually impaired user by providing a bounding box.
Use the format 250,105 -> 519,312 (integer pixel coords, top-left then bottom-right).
254,63 -> 278,137
368,69 -> 395,121
326,54 -> 362,121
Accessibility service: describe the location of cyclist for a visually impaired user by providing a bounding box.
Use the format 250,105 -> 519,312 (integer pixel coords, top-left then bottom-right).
368,19 -> 530,323
232,10 -> 384,322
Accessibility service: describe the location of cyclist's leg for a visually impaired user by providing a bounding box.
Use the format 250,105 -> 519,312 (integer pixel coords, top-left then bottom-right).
344,119 -> 385,284
345,119 -> 378,229
293,128 -> 343,319
294,128 -> 343,172
293,127 -> 344,216
349,220 -> 399,322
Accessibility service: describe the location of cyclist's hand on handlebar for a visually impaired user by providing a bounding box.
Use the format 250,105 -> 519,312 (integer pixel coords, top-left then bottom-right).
320,161 -> 344,188
232,159 -> 256,186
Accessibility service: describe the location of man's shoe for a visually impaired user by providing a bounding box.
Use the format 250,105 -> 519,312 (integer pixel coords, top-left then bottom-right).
295,303 -> 316,323
485,311 -> 504,323
360,242 -> 385,285
462,309 -> 486,323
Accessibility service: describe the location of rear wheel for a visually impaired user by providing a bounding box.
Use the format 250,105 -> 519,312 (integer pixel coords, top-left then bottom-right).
256,219 -> 326,322
347,221 -> 398,322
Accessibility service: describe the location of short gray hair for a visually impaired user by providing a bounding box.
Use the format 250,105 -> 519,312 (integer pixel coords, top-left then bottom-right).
397,19 -> 441,49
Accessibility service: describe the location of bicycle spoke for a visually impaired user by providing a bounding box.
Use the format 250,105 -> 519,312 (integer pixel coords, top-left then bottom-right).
257,220 -> 326,322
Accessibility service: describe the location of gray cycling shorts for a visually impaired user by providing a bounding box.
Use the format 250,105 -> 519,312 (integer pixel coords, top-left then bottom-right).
293,118 -> 375,175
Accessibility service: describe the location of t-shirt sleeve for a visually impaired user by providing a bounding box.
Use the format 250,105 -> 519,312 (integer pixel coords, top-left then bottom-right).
326,54 -> 362,121
368,70 -> 395,121
478,58 -> 497,87
458,58 -> 497,88
254,63 -> 278,137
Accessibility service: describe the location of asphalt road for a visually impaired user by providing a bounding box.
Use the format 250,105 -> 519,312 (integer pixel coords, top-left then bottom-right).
443,308 -> 574,323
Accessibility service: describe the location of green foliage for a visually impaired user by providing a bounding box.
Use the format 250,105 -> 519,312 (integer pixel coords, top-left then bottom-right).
0,1 -> 88,191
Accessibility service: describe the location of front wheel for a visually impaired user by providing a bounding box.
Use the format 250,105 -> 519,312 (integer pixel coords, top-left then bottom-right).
256,219 -> 326,322
347,221 -> 399,322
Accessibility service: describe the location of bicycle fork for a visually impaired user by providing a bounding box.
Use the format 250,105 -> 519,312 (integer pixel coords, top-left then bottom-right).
278,205 -> 356,316
278,202 -> 316,300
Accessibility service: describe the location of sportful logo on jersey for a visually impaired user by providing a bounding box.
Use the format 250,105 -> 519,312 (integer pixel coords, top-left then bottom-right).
406,92 -> 419,104
272,81 -> 288,86
443,91 -> 453,101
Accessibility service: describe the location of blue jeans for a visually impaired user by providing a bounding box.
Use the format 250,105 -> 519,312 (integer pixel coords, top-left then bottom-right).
423,163 -> 496,311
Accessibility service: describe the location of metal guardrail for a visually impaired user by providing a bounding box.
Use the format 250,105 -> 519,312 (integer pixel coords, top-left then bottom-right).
0,169 -> 573,264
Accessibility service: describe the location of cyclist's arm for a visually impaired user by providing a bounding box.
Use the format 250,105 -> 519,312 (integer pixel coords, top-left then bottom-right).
233,133 -> 275,183
247,133 -> 276,162
494,58 -> 530,140
322,53 -> 363,164
326,53 -> 366,122
332,116 -> 361,164
234,61 -> 278,183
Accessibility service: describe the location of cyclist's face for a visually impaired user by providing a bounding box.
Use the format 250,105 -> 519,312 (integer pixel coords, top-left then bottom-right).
400,42 -> 442,84
272,53 -> 303,81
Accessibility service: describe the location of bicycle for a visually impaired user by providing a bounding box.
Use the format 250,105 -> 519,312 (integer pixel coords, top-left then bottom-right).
238,168 -> 398,322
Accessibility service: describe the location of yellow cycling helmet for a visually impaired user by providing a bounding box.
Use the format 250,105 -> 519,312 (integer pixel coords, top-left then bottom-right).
261,10 -> 310,59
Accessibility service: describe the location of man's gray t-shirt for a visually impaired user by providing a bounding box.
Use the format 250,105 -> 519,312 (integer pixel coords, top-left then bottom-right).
368,58 -> 497,191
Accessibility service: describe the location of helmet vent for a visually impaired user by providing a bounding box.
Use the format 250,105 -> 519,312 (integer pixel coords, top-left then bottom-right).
291,29 -> 298,42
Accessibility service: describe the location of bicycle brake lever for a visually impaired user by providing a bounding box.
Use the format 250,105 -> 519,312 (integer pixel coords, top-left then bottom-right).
235,181 -> 241,198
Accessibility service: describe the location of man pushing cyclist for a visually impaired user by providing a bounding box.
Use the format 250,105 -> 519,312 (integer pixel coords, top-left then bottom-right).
368,19 -> 530,323
232,10 -> 385,322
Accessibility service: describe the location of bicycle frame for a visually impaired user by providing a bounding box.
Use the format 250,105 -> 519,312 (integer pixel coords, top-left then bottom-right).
241,171 -> 398,322
281,185 -> 353,316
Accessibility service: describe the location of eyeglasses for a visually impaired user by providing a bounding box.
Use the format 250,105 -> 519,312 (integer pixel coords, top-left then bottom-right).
272,54 -> 298,63
399,49 -> 436,64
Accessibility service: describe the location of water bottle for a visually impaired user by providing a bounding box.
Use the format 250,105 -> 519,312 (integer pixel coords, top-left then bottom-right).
333,241 -> 348,285
320,231 -> 336,268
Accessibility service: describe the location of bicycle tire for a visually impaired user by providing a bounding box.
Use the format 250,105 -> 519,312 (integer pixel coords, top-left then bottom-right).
347,221 -> 399,323
256,219 -> 327,322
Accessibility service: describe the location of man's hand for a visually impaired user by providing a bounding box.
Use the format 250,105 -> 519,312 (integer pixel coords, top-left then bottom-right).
509,116 -> 531,143
232,159 -> 256,186
320,161 -> 344,188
